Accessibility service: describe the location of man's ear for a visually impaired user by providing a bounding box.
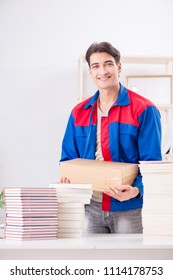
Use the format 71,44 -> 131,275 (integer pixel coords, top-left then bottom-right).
88,67 -> 92,78
118,62 -> 122,75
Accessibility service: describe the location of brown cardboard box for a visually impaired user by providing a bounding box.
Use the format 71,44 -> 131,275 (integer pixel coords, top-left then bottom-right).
60,158 -> 138,192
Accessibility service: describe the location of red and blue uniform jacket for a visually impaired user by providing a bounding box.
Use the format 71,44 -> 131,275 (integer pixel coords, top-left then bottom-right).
60,83 -> 162,212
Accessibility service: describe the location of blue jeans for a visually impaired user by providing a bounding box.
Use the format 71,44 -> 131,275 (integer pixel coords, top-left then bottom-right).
84,199 -> 143,234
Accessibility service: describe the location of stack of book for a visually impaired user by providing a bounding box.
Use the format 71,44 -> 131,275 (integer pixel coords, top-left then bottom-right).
4,184 -> 92,239
50,183 -> 92,238
139,161 -> 173,235
4,187 -> 58,240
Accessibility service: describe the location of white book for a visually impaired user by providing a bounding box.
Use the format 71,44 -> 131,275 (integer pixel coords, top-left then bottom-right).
6,213 -> 58,218
50,183 -> 92,190
57,228 -> 82,233
142,217 -> 173,225
139,163 -> 173,172
58,207 -> 84,213
5,220 -> 58,225
4,186 -> 54,190
56,189 -> 92,195
142,209 -> 173,215
57,233 -> 82,238
4,235 -> 57,240
56,193 -> 92,198
57,220 -> 83,228
57,212 -> 83,221
58,202 -> 84,209
139,160 -> 173,165
5,225 -> 57,230
56,197 -> 91,204
5,209 -> 58,214
143,228 -> 173,235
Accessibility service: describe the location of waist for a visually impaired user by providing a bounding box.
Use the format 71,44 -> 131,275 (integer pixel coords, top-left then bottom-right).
92,191 -> 102,202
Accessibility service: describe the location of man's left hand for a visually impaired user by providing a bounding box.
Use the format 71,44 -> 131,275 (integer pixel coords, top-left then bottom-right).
104,185 -> 139,202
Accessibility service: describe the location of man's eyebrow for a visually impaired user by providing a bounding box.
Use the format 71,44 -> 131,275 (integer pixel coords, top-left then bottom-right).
90,62 -> 99,67
90,59 -> 114,67
104,60 -> 114,63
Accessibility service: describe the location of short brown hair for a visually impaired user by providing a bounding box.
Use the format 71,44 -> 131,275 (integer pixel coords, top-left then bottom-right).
85,42 -> 121,66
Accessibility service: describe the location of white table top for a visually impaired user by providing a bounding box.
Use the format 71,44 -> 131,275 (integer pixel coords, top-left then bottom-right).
1,234 -> 173,260
0,234 -> 173,250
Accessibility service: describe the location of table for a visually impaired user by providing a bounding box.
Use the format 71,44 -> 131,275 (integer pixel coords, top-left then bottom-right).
0,234 -> 173,260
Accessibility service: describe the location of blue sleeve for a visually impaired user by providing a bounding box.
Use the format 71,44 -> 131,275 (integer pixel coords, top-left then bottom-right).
60,113 -> 79,162
138,106 -> 162,160
133,105 -> 162,196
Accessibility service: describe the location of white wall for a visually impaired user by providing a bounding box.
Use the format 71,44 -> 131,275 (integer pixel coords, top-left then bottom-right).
0,0 -> 173,187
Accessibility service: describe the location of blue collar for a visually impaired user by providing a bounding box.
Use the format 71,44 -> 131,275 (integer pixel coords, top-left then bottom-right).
83,83 -> 130,109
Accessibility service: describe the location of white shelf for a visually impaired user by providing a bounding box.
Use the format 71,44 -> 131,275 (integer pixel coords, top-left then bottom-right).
121,56 -> 173,64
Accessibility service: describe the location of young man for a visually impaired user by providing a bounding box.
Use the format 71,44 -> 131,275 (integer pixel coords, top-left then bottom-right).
60,42 -> 162,234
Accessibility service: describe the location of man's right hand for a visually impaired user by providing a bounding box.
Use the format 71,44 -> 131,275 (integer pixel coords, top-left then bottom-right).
60,177 -> 70,183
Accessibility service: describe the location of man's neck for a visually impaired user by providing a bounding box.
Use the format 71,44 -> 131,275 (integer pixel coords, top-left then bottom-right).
98,87 -> 119,114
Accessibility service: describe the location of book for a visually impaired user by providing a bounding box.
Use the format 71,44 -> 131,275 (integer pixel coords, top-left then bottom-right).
139,161 -> 173,235
4,185 -> 92,240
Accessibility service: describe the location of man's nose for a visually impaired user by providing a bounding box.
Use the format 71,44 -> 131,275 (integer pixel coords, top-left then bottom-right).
99,65 -> 108,74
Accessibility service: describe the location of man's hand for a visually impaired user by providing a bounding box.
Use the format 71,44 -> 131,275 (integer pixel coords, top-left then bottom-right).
60,177 -> 70,183
104,185 -> 139,202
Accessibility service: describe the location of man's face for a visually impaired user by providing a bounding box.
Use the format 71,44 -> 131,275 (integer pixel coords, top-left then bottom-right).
89,52 -> 121,90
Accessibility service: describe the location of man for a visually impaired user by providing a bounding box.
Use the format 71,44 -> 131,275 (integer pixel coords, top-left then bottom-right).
60,42 -> 162,233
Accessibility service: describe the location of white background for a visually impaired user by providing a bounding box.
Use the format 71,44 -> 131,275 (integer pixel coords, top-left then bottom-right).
0,0 -> 173,189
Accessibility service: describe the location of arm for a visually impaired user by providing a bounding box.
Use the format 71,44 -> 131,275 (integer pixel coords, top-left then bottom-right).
105,105 -> 162,201
132,105 -> 162,196
104,185 -> 139,201
60,113 -> 79,162
60,113 -> 78,183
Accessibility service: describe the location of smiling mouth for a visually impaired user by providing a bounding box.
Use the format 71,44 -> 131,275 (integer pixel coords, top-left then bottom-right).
99,76 -> 111,81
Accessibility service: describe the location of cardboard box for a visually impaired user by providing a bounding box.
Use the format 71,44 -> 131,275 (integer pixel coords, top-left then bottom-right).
60,159 -> 138,192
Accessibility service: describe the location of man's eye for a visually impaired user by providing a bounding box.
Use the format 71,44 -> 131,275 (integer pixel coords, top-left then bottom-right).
92,65 -> 99,69
106,62 -> 114,66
